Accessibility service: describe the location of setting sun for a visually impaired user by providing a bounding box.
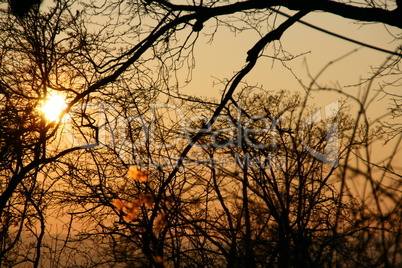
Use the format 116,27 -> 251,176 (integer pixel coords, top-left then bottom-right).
40,94 -> 67,122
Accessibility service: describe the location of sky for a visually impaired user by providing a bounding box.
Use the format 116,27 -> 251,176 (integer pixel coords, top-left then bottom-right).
187,10 -> 399,100
34,0 -> 400,202
3,1 -> 401,264
179,7 -> 401,172
35,0 -> 400,170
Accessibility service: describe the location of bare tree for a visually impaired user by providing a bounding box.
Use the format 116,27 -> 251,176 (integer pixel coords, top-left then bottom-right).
1,0 -> 401,267
0,1 -> 110,265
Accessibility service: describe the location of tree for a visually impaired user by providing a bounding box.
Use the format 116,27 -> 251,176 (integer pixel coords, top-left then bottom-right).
0,1 -> 106,265
0,0 -> 401,267
7,0 -> 42,18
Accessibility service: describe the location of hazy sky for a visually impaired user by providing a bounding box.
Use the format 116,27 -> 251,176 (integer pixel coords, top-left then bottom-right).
178,9 -> 401,171
187,10 -> 399,101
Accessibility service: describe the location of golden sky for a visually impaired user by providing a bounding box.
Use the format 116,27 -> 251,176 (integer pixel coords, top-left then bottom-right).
188,11 -> 399,99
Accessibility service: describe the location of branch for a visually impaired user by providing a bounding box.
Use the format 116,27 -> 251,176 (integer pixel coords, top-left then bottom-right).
155,10 -> 309,212
0,146 -> 84,217
299,0 -> 402,29
247,9 -> 309,61
273,8 -> 402,57
155,0 -> 402,29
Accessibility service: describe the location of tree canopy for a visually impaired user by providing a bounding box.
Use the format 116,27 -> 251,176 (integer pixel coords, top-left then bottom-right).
0,0 -> 401,267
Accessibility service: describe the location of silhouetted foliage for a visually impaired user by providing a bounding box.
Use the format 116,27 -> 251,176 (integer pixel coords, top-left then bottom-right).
0,0 -> 401,267
8,0 -> 42,18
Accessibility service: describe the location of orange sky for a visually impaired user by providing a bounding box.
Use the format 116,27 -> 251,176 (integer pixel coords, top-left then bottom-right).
187,11 -> 399,99
180,9 -> 401,172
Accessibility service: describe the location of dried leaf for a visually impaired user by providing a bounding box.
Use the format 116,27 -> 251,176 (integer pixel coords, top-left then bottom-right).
155,255 -> 168,267
153,212 -> 167,235
124,212 -> 138,222
114,200 -> 140,222
128,165 -> 149,182
155,255 -> 164,263
164,197 -> 174,207
139,193 -> 154,207
111,199 -> 124,212
124,200 -> 141,214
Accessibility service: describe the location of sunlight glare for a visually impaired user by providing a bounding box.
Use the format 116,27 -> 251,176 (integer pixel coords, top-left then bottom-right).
40,94 -> 67,122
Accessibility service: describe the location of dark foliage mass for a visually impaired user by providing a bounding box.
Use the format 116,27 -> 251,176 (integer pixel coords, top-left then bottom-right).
8,0 -> 42,17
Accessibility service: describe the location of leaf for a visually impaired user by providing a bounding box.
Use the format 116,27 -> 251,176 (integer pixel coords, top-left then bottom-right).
111,199 -> 124,212
124,212 -> 138,222
139,193 -> 154,208
153,212 -> 167,235
123,200 -> 141,222
128,165 -> 149,182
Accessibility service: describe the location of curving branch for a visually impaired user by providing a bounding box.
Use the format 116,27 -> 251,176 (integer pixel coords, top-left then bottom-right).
154,0 -> 402,29
0,146 -> 83,217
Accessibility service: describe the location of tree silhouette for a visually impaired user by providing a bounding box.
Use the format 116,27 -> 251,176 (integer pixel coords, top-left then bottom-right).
8,0 -> 42,18
0,0 -> 401,267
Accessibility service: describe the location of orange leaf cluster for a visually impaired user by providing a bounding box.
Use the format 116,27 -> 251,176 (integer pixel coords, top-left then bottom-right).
164,197 -> 174,207
128,165 -> 149,182
111,199 -> 124,212
139,193 -> 154,208
155,255 -> 168,267
153,212 -> 168,235
123,200 -> 141,222
111,198 -> 140,222
111,193 -> 157,222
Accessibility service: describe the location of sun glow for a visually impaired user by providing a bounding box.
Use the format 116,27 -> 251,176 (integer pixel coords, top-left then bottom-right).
40,94 -> 68,122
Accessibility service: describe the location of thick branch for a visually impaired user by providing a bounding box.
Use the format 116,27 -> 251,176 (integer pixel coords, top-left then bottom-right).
0,146 -> 83,216
155,10 -> 309,211
295,0 -> 402,29
156,0 -> 402,29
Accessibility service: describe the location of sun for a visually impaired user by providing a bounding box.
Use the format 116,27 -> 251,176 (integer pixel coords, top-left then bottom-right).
40,94 -> 68,122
